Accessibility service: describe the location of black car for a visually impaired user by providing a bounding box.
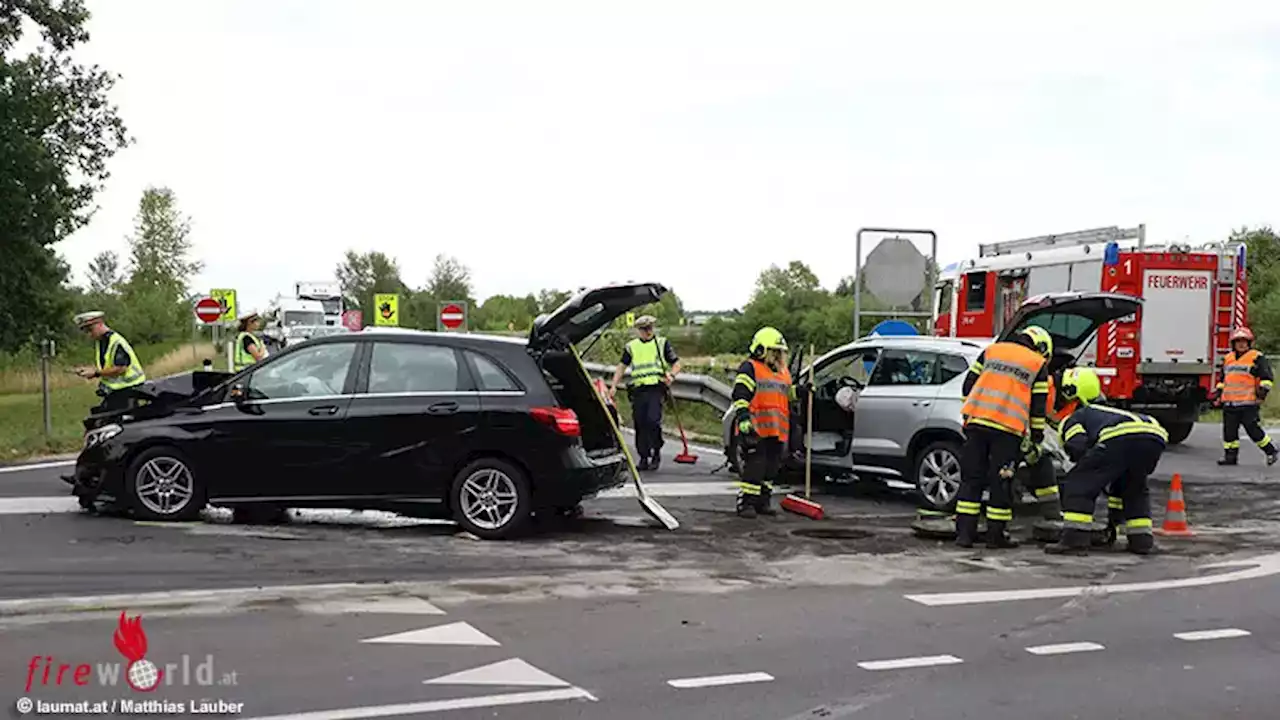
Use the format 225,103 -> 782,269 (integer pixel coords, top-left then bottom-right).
66,283 -> 667,539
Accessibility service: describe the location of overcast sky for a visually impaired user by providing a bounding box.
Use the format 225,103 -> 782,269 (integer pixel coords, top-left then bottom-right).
57,0 -> 1280,313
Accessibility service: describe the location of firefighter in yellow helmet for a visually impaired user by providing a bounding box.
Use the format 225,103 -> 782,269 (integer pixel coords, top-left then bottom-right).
1046,367 -> 1168,556
730,326 -> 794,518
1213,326 -> 1277,467
955,325 -> 1053,548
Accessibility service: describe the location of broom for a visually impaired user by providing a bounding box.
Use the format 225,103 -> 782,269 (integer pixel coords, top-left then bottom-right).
666,387 -> 699,464
781,343 -> 824,520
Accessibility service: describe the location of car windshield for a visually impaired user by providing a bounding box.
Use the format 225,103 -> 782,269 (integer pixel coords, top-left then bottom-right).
283,311 -> 325,327
1009,311 -> 1097,348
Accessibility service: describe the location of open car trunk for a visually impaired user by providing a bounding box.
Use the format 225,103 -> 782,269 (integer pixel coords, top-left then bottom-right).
998,291 -> 1142,367
538,350 -> 620,455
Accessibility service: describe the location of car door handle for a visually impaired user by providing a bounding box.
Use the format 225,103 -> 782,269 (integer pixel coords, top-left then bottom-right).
308,405 -> 340,416
913,401 -> 932,407
427,401 -> 459,415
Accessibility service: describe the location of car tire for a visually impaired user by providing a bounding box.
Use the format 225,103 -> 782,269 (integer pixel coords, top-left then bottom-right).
1165,421 -> 1193,445
123,446 -> 206,522
450,458 -> 534,540
913,440 -> 964,512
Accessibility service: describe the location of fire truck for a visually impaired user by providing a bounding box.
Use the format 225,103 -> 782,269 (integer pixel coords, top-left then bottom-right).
932,225 -> 1249,444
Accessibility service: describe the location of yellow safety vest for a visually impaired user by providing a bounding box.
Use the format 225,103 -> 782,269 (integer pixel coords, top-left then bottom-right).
626,338 -> 668,387
96,333 -> 146,392
234,332 -> 267,371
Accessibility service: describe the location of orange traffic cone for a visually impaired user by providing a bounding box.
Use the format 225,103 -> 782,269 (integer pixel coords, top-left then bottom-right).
1155,473 -> 1194,537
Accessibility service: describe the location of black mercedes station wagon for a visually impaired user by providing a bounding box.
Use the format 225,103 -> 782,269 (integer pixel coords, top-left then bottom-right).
65,283 -> 666,539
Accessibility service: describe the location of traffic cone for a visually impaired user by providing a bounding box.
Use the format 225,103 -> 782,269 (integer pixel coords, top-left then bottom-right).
1155,473 -> 1194,537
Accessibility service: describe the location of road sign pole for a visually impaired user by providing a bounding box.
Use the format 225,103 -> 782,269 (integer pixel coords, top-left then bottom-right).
40,339 -> 53,440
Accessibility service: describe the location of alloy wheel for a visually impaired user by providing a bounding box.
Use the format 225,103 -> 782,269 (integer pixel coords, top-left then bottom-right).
134,457 -> 196,516
460,468 -> 520,531
919,448 -> 962,507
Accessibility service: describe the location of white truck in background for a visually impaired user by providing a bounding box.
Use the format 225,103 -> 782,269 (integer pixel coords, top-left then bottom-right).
295,281 -> 344,327
262,293 -> 347,351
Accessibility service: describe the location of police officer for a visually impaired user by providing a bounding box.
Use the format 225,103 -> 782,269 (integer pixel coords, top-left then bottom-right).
608,315 -> 681,471
233,309 -> 269,371
1214,326 -> 1277,467
730,327 -> 794,518
1046,367 -> 1167,556
72,311 -> 147,412
955,325 -> 1054,549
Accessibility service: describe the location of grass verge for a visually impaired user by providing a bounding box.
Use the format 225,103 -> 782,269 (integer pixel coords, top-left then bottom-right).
0,343 -> 215,461
612,392 -> 725,446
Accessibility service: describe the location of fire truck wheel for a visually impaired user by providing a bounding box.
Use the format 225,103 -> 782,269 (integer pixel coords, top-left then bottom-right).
1164,421 -> 1193,445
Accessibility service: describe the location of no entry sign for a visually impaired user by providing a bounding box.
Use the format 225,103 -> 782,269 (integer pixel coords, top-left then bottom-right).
194,297 -> 223,324
439,303 -> 466,330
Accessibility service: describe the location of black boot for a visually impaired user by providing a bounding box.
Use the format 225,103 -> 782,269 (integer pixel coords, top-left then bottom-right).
736,495 -> 757,519
1218,449 -> 1239,466
1045,527 -> 1091,556
636,450 -> 651,471
1126,532 -> 1156,555
986,520 -> 1020,549
955,514 -> 980,548
1267,446 -> 1278,467
649,451 -> 661,472
756,489 -> 778,516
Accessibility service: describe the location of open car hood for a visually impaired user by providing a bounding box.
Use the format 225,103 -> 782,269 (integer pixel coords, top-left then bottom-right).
529,282 -> 668,348
83,370 -> 235,429
997,291 -> 1142,352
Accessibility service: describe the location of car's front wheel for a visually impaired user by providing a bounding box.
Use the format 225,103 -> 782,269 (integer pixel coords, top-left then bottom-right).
124,446 -> 206,521
450,458 -> 534,540
914,440 -> 963,512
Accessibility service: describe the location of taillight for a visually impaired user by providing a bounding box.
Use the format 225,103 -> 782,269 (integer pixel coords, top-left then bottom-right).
530,406 -> 581,436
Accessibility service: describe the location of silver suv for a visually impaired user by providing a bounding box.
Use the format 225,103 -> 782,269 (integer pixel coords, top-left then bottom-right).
722,291 -> 1142,510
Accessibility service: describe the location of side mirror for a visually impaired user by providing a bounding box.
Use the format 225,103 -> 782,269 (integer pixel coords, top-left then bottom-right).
228,382 -> 248,403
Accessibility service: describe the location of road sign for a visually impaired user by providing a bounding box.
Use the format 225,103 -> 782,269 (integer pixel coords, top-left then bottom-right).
194,297 -> 223,324
864,237 -> 929,307
374,293 -> 399,326
342,310 -> 363,331
210,289 -> 237,322
625,312 -> 635,328
438,301 -> 467,331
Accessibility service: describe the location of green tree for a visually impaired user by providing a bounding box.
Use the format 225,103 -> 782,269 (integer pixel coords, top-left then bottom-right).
113,187 -> 202,343
1234,226 -> 1280,353
335,250 -> 407,325
0,0 -> 130,351
474,293 -> 540,331
86,250 -> 122,296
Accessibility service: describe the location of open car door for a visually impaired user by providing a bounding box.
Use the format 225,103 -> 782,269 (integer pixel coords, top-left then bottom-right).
787,344 -> 809,458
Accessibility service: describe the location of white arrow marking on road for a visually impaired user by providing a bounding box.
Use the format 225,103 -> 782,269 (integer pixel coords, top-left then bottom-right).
360,621 -> 499,646
424,658 -> 569,687
237,687 -> 595,720
904,552 -> 1280,606
299,597 -> 445,616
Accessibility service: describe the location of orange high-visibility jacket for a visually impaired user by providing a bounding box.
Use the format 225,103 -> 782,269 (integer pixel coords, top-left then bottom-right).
961,341 -> 1049,437
747,359 -> 793,444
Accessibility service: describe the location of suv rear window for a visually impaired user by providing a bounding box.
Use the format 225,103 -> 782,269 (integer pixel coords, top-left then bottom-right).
1008,311 -> 1096,348
466,351 -> 520,392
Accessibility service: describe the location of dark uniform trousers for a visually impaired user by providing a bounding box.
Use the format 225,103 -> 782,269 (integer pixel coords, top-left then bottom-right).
92,388 -> 134,414
956,425 -> 1023,523
629,384 -> 666,462
1222,405 -> 1275,458
741,436 -> 784,501
1061,436 -> 1163,532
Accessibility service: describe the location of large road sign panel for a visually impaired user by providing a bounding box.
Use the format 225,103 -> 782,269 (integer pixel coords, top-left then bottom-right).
375,293 -> 400,326
210,289 -> 237,322
864,237 -> 929,307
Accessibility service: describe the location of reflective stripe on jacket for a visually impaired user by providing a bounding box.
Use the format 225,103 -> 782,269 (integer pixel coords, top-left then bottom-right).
1221,349 -> 1261,405
748,359 -> 792,444
234,331 -> 266,371
96,333 -> 146,391
1062,404 -> 1169,451
626,338 -> 667,386
961,341 -> 1045,435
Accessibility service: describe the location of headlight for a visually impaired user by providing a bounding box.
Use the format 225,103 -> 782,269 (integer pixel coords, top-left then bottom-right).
84,423 -> 123,449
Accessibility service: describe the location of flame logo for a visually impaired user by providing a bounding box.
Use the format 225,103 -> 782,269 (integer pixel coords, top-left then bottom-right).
112,611 -> 163,692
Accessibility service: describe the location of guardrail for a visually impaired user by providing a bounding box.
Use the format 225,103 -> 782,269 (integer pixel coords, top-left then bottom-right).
581,362 -> 733,414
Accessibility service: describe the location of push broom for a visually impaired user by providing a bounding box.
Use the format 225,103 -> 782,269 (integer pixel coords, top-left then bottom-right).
781,343 -> 825,520
666,388 -> 699,465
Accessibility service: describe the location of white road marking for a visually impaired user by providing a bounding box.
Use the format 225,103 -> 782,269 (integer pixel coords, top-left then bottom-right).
667,672 -> 774,689
1025,642 -> 1105,655
425,658 -> 570,687
236,687 -> 596,720
0,459 -> 74,474
361,621 -> 500,646
298,597 -> 445,616
0,497 -> 79,515
905,551 -> 1280,606
857,655 -> 964,671
1174,628 -> 1252,641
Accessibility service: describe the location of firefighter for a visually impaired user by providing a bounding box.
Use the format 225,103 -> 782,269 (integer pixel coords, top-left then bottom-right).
1213,327 -> 1277,467
608,315 -> 681,471
233,309 -> 269,371
1046,367 -> 1167,555
72,311 -> 147,413
955,325 -> 1053,548
731,326 -> 794,518
1020,369 -> 1073,524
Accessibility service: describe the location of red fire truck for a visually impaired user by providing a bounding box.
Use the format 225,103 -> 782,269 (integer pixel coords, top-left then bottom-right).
932,225 -> 1249,444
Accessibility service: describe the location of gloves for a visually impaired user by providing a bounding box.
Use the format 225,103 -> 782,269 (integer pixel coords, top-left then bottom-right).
1020,434 -> 1041,466
737,418 -> 754,435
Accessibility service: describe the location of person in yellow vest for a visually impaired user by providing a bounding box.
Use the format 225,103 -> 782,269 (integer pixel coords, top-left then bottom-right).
608,315 -> 681,471
1213,326 -> 1277,466
730,326 -> 794,518
955,325 -> 1053,549
72,311 -> 147,413
234,309 -> 269,372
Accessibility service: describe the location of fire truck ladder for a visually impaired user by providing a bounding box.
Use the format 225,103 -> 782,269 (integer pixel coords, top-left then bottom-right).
978,225 -> 1146,258
1210,242 -> 1248,378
